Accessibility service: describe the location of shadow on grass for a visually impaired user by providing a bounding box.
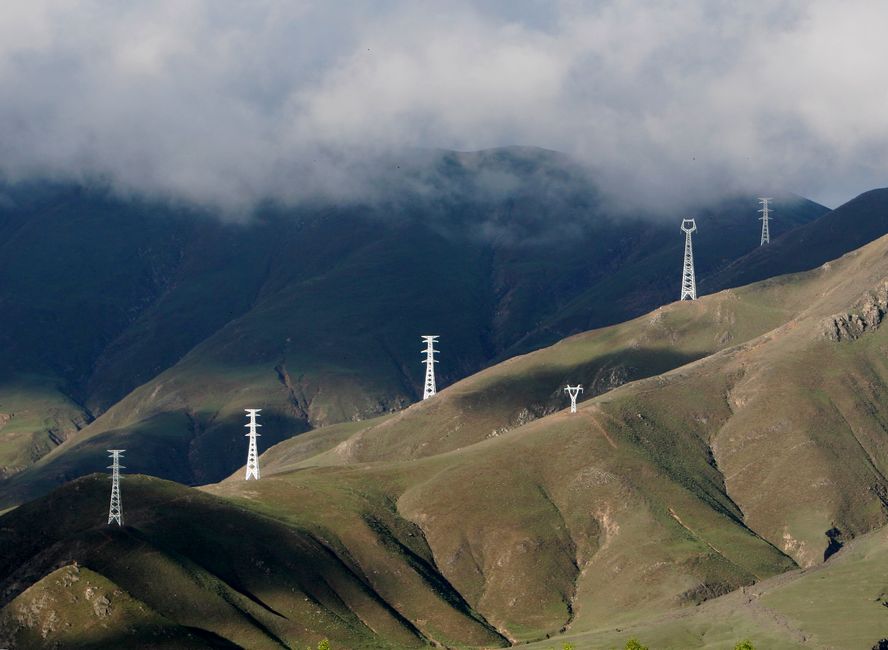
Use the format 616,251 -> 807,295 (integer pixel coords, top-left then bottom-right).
459,347 -> 707,420
0,409 -> 309,510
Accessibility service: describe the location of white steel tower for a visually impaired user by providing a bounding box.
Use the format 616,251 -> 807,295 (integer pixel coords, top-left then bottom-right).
244,408 -> 261,480
564,385 -> 583,413
107,450 -> 124,526
421,336 -> 439,399
758,197 -> 773,245
679,218 -> 697,301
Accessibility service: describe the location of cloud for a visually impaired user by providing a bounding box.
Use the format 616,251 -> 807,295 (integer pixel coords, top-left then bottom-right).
0,0 -> 885,214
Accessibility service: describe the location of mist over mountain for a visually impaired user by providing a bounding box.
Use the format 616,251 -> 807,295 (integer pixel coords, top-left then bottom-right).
3,2 -> 888,213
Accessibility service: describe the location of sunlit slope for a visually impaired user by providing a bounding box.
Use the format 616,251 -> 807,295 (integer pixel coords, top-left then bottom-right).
219,427 -> 797,644
241,233 -> 888,642
0,376 -> 89,479
264,264 -> 832,470
577,235 -> 888,572
525,525 -> 888,650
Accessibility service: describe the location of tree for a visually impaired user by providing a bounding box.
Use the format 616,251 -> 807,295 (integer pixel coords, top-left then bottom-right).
625,640 -> 649,650
734,641 -> 755,650
317,640 -> 331,650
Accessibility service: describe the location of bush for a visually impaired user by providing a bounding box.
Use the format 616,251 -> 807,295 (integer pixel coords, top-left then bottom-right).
317,640 -> 331,650
625,640 -> 649,650
734,641 -> 755,650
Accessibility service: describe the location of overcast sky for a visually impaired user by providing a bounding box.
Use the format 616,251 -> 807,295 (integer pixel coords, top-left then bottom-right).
1,1 -> 886,214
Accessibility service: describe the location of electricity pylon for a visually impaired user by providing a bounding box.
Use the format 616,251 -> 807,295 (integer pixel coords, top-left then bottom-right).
107,450 -> 124,526
758,197 -> 773,245
680,218 -> 697,301
564,385 -> 583,413
244,408 -> 261,480
421,335 -> 439,400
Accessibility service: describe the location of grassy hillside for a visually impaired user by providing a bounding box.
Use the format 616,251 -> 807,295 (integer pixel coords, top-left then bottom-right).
0,376 -> 89,479
245,232 -> 888,644
0,474 -> 502,649
0,565 -> 233,649
267,274 -> 818,469
0,148 -> 829,498
6,233 -> 888,647
525,525 -> 888,649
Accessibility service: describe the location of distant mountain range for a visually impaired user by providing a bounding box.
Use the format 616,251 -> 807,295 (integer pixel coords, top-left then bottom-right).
0,145 -> 862,504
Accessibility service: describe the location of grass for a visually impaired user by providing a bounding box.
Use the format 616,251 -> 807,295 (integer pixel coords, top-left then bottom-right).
0,564 -> 231,649
525,526 -> 888,649
0,375 -> 90,478
0,474 -> 440,649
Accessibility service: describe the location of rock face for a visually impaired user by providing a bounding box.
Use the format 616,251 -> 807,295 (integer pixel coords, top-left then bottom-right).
822,280 -> 888,341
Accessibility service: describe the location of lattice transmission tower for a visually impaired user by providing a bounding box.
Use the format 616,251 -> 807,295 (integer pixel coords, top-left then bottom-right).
244,408 -> 261,480
679,218 -> 697,301
421,335 -> 439,400
758,197 -> 773,245
564,385 -> 583,413
107,450 -> 125,526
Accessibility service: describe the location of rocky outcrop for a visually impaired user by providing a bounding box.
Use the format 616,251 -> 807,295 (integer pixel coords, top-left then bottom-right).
822,280 -> 888,341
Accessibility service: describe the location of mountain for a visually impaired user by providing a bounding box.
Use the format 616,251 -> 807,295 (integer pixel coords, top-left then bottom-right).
702,187 -> 888,292
4,229 -> 888,648
0,148 -> 829,502
531,525 -> 888,649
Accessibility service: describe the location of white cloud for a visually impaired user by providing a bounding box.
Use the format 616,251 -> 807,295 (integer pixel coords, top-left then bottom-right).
0,0 -> 885,213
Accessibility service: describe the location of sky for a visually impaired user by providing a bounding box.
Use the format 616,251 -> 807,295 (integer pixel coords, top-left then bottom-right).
0,0 -> 886,214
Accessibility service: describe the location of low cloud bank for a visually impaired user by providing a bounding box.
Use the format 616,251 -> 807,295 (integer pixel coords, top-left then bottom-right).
1,1 -> 885,215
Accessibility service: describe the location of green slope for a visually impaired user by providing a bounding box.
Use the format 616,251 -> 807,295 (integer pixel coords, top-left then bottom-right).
245,232 -> 888,644
0,474 -> 504,649
526,525 -> 888,650
0,375 -> 89,478
0,565 -> 234,649
262,266 -> 829,470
